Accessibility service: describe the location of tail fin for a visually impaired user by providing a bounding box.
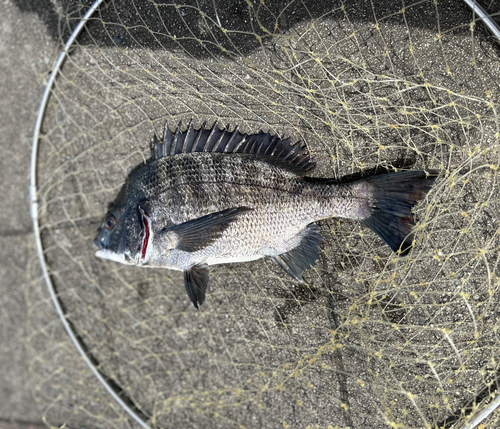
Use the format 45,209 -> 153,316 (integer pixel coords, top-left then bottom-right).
361,170 -> 438,255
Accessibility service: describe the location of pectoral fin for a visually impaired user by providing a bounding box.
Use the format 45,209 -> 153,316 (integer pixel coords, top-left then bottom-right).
164,207 -> 252,252
184,264 -> 210,309
274,223 -> 323,281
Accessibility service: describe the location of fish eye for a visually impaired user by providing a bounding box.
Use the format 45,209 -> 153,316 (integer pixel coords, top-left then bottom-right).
105,214 -> 116,230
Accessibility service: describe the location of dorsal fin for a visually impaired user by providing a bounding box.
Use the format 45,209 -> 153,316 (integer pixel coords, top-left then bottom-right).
150,120 -> 316,175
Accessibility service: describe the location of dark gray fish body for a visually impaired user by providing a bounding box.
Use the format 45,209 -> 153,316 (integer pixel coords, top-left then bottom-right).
95,122 -> 437,308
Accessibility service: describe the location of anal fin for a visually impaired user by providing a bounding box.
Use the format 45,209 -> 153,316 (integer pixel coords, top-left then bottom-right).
274,223 -> 323,281
184,264 -> 210,309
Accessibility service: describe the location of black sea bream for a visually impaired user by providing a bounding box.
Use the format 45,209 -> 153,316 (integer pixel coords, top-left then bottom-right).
94,121 -> 437,308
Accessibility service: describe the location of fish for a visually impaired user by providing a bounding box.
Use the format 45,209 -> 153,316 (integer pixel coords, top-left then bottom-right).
94,121 -> 437,309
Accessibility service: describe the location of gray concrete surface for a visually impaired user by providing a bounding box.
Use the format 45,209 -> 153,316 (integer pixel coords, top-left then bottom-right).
0,423 -> 46,429
0,0 -> 58,425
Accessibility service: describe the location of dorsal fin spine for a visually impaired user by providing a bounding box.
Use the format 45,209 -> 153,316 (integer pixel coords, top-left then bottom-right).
171,121 -> 182,156
264,135 -> 279,156
243,136 -> 256,154
255,134 -> 268,155
285,145 -> 302,162
152,134 -> 160,159
273,145 -> 287,159
233,136 -> 248,153
213,126 -> 228,152
203,124 -> 218,152
153,120 -> 316,175
164,124 -> 173,156
159,137 -> 165,158
224,126 -> 240,153
183,120 -> 195,153
193,122 -> 206,152
219,125 -> 234,152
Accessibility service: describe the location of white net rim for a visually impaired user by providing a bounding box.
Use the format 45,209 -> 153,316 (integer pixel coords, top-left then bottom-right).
29,0 -> 148,427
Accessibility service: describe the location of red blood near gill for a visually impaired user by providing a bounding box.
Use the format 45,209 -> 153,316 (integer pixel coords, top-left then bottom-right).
141,215 -> 149,260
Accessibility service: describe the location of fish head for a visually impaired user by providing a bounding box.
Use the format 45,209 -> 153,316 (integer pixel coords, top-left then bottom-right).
93,183 -> 146,265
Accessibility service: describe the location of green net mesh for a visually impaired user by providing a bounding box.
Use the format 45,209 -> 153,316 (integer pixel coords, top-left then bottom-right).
28,1 -> 500,428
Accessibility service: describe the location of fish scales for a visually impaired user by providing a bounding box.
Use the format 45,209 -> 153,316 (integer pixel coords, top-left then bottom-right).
94,122 -> 438,308
139,154 -> 362,251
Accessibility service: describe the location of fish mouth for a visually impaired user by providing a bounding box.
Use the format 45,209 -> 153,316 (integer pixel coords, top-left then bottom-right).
94,234 -> 132,265
95,249 -> 134,265
93,234 -> 106,251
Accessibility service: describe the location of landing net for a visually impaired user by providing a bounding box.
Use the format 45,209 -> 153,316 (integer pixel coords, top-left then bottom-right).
29,1 -> 500,427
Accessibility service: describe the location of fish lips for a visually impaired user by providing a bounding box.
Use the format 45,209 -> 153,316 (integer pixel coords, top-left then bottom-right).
94,236 -> 136,265
95,248 -> 133,265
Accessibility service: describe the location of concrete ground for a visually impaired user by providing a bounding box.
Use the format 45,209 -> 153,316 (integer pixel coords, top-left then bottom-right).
0,1 -> 59,426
